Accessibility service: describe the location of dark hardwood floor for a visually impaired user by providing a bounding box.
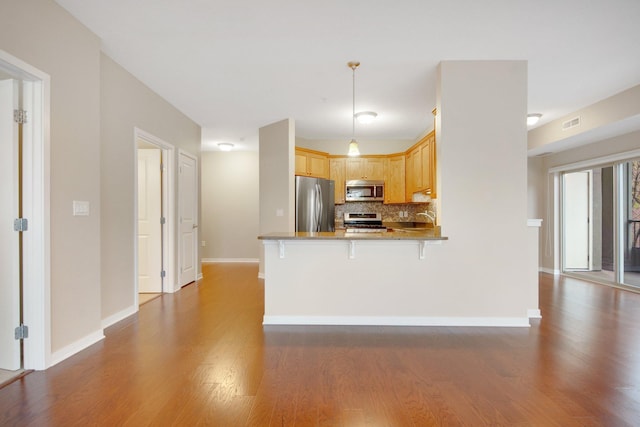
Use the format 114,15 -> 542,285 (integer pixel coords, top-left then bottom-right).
1,264 -> 640,426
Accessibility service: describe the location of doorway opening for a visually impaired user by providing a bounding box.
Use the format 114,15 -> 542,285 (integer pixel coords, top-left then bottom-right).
134,129 -> 175,305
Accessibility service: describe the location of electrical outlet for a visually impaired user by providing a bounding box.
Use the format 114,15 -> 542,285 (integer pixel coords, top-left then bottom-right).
201,241 -> 206,247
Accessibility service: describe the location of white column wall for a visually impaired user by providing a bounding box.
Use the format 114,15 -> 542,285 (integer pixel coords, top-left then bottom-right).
258,119 -> 295,275
436,60 -> 531,318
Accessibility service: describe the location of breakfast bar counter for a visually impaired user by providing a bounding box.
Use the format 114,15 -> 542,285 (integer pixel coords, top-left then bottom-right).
258,222 -> 539,328
258,227 -> 447,241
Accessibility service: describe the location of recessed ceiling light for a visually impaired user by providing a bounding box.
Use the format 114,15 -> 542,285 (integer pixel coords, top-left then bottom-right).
218,142 -> 234,151
527,113 -> 543,126
355,111 -> 378,124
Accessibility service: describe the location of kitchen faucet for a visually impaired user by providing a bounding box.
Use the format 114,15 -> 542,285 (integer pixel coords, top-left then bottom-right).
417,210 -> 436,224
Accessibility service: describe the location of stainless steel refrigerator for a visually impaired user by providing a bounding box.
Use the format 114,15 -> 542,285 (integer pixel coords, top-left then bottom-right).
295,176 -> 335,232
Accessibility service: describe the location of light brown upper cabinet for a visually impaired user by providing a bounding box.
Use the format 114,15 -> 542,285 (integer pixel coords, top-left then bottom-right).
384,154 -> 405,204
346,157 -> 385,181
329,157 -> 346,204
295,147 -> 329,179
421,133 -> 435,197
405,147 -> 419,200
404,130 -> 436,201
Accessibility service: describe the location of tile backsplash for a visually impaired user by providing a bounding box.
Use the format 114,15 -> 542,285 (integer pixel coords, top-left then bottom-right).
335,202 -> 432,225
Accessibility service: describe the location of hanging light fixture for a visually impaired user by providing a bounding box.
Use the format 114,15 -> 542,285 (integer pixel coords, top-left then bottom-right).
347,61 -> 361,156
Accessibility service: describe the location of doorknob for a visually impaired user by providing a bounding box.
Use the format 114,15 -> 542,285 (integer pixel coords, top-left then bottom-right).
193,224 -> 198,229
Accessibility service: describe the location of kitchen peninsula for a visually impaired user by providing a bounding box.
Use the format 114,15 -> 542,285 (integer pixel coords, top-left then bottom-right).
259,228 -> 452,326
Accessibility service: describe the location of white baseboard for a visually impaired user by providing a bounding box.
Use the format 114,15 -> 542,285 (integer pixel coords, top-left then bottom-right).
540,267 -> 559,275
258,272 -> 265,279
202,258 -> 259,263
197,273 -> 203,280
50,330 -> 105,367
263,315 -> 531,327
528,309 -> 542,319
101,304 -> 138,329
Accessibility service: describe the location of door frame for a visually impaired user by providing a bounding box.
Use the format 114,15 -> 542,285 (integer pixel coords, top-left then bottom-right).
134,128 -> 176,297
0,50 -> 51,370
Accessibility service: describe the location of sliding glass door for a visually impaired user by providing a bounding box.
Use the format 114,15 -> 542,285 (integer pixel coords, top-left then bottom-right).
622,159 -> 640,287
562,159 -> 640,289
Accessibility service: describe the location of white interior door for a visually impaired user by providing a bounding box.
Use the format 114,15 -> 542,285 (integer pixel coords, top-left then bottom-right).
137,148 -> 162,293
179,152 -> 197,286
564,171 -> 591,270
0,79 -> 21,370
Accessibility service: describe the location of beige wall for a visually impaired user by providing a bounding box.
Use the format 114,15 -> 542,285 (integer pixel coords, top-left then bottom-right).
201,151 -> 260,261
527,156 -> 546,219
100,54 -> 201,320
0,0 -> 102,353
0,0 -> 201,362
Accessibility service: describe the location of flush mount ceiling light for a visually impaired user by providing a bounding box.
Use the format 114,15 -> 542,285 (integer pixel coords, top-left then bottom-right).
217,142 -> 234,151
355,111 -> 377,124
527,113 -> 543,126
347,61 -> 361,157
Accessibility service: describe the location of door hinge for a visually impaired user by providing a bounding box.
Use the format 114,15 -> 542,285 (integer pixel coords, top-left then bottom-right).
15,324 -> 29,340
160,217 -> 166,225
13,109 -> 28,124
14,218 -> 28,232
161,270 -> 166,278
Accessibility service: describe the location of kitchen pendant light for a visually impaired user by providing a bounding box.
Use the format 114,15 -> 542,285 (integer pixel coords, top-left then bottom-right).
347,61 -> 361,157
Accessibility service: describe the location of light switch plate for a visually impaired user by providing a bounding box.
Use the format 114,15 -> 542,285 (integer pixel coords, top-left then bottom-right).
73,200 -> 90,216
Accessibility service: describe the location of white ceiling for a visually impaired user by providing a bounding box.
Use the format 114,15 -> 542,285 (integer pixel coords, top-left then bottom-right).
54,0 -> 640,152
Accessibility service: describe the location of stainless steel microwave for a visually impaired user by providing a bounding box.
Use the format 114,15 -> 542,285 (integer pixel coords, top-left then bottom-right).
345,180 -> 384,202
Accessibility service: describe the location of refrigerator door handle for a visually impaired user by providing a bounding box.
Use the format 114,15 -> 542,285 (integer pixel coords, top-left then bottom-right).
312,183 -> 319,231
316,183 -> 323,231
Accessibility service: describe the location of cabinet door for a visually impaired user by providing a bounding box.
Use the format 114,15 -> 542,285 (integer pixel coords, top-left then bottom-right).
385,155 -> 405,204
421,140 -> 431,194
365,158 -> 385,180
405,151 -> 414,201
346,158 -> 364,180
295,150 -> 308,176
412,148 -> 422,190
405,148 -> 421,199
421,133 -> 436,198
330,158 -> 346,204
308,152 -> 329,179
